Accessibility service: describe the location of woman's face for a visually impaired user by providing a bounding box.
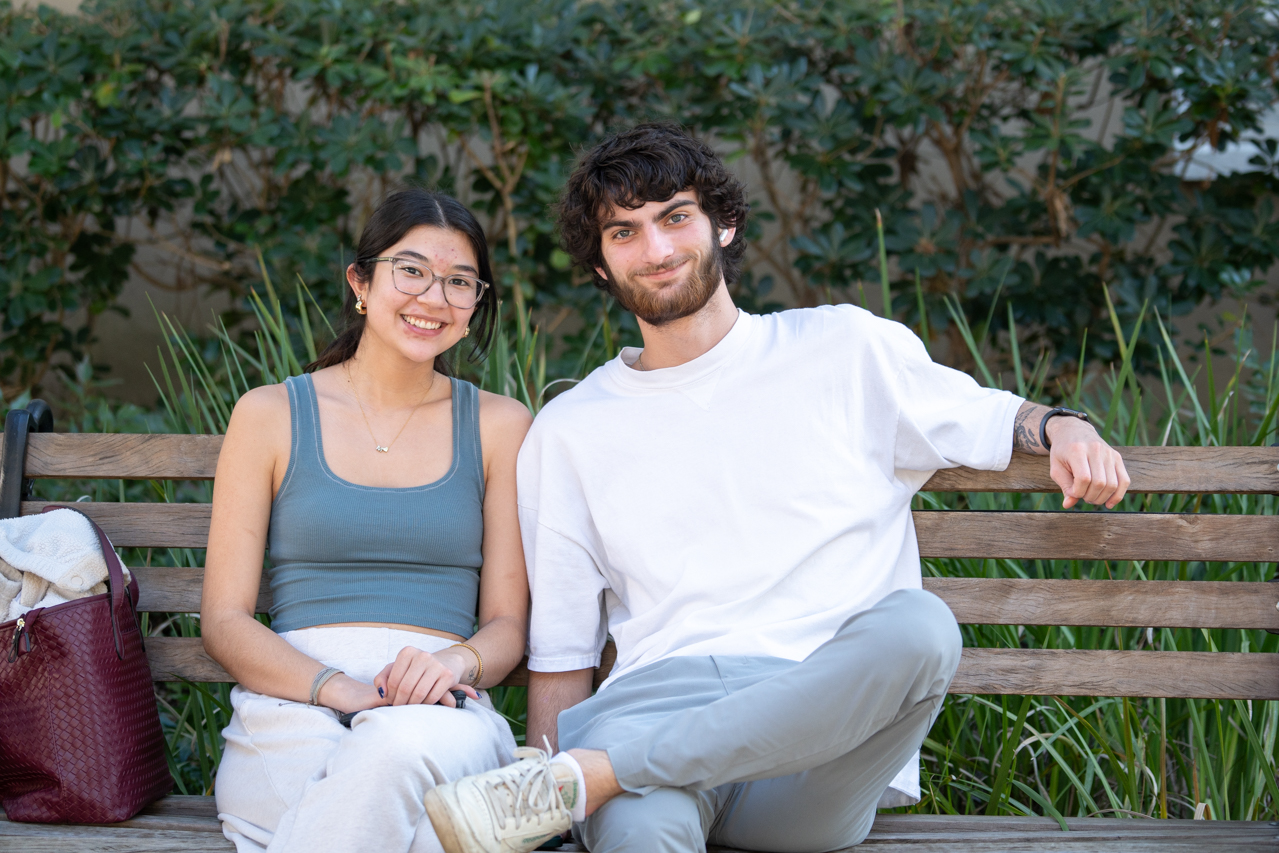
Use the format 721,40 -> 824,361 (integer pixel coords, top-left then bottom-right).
348,225 -> 481,366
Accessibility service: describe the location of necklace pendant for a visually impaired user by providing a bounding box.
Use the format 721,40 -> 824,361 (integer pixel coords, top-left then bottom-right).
375,445 -> 389,453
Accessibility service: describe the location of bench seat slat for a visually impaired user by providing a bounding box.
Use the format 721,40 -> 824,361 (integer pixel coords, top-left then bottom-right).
5,804 -> 1275,852
18,436 -> 1279,494
131,569 -> 1279,630
0,822 -> 238,851
29,502 -> 1279,563
866,812 -> 1279,838
144,638 -> 1279,699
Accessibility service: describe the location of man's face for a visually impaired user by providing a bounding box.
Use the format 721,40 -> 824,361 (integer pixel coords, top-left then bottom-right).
595,191 -> 734,327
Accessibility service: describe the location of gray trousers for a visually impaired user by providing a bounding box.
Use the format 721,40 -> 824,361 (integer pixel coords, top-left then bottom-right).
557,589 -> 961,853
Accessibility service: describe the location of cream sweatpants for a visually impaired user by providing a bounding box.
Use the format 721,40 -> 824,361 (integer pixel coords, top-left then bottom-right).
214,627 -> 517,853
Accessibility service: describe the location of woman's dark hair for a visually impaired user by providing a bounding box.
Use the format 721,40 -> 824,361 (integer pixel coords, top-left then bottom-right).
307,189 -> 498,374
556,122 -> 750,292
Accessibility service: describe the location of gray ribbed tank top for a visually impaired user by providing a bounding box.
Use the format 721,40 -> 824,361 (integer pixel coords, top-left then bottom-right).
266,373 -> 484,635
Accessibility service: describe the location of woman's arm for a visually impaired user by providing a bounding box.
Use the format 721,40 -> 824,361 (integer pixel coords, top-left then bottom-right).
380,392 -> 533,705
201,385 -> 381,713
460,392 -> 533,687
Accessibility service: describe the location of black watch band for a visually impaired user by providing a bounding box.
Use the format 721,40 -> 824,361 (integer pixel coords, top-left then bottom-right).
1040,407 -> 1089,450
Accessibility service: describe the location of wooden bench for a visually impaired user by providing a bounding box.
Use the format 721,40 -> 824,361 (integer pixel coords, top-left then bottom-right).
2,407 -> 1278,850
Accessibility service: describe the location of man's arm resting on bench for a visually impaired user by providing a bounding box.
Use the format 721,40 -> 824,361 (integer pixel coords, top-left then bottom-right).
528,668 -> 594,754
1013,400 -> 1130,509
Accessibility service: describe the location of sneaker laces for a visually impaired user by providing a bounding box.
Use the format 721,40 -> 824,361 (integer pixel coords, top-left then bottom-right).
485,747 -> 565,831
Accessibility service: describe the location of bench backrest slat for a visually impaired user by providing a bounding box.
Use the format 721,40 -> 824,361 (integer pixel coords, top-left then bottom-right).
950,649 -> 1279,700
924,445 -> 1279,493
129,567 -> 1279,631
24,434 -> 222,480
22,500 -> 210,548
141,636 -> 1279,700
16,435 -> 1279,494
29,500 -> 1278,564
930,578 -> 1279,630
915,510 -> 1279,562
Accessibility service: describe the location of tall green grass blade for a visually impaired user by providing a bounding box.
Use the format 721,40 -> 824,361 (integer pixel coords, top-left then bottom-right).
1007,303 -> 1025,398
296,280 -> 318,364
915,271 -> 930,350
1098,290 -> 1146,442
943,294 -> 996,388
301,274 -> 336,338
986,694 -> 1032,815
1155,311 -> 1213,444
1066,329 -> 1088,409
1009,778 -> 1070,830
876,209 -> 891,319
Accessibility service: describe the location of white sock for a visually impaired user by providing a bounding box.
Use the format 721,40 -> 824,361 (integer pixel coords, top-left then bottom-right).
549,751 -> 588,823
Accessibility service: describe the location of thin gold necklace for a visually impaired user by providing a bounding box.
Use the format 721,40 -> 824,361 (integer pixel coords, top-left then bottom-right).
344,362 -> 436,453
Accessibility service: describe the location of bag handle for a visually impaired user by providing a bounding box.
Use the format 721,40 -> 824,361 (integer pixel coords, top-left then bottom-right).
39,505 -> 129,659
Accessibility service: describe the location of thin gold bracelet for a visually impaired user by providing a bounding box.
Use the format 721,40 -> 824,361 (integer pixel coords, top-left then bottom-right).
447,642 -> 483,686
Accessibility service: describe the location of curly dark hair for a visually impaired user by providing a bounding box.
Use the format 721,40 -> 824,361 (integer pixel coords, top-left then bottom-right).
556,122 -> 750,292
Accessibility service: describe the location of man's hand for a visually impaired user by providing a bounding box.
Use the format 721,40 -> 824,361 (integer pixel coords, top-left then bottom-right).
1013,402 -> 1130,509
1046,417 -> 1130,508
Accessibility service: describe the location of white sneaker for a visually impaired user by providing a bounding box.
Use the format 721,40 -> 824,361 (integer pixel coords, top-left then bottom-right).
424,746 -> 573,853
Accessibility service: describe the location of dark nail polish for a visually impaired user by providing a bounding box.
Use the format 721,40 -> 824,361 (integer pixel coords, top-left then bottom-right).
378,687 -> 384,698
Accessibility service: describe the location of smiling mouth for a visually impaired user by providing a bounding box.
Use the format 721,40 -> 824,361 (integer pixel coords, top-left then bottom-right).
402,315 -> 444,330
639,258 -> 690,280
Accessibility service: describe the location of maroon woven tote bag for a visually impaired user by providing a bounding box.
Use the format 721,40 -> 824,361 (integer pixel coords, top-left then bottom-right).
0,506 -> 172,823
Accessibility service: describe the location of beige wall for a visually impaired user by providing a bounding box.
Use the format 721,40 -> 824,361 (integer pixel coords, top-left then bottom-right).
15,0 -> 82,11
88,245 -> 235,406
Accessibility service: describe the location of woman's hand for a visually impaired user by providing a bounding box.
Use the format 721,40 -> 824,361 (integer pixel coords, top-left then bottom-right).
374,646 -> 479,708
317,673 -> 386,714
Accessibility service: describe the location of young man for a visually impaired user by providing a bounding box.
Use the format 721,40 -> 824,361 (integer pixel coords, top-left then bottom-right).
423,123 -> 1130,853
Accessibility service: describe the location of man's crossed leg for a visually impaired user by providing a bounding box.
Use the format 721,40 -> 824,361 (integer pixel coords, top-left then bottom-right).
425,588 -> 961,853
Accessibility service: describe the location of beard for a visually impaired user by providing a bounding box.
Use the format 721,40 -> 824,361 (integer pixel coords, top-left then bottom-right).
602,238 -> 723,327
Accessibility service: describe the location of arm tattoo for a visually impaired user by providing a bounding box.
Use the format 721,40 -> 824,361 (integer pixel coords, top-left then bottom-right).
465,666 -> 478,685
1013,404 -> 1044,454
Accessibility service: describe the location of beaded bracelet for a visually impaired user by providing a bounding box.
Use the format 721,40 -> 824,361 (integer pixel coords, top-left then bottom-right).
309,666 -> 342,706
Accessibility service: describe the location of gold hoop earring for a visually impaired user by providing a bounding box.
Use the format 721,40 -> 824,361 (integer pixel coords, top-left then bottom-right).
355,296 -> 367,315
463,326 -> 470,337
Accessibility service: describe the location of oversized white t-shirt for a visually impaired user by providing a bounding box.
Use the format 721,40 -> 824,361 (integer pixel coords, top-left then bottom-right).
517,305 -> 1022,805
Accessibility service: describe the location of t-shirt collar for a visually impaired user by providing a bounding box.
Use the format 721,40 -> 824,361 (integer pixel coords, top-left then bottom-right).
607,309 -> 755,390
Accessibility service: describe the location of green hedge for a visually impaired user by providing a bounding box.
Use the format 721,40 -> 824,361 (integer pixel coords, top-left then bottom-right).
3,0 -> 1279,397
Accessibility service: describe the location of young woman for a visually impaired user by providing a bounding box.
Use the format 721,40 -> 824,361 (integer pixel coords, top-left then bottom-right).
203,189 -> 532,853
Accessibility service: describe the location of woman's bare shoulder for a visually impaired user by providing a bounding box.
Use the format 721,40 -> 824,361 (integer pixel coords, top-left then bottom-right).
229,382 -> 290,427
222,384 -> 292,468
213,383 -> 292,489
477,389 -> 533,431
476,389 -> 533,455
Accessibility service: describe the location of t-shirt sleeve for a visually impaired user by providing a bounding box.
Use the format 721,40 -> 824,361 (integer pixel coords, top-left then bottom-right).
517,416 -> 611,673
519,506 -> 610,671
885,324 -> 1024,472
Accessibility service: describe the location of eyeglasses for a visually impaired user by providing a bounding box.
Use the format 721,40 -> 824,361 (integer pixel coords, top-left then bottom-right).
365,257 -> 490,309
